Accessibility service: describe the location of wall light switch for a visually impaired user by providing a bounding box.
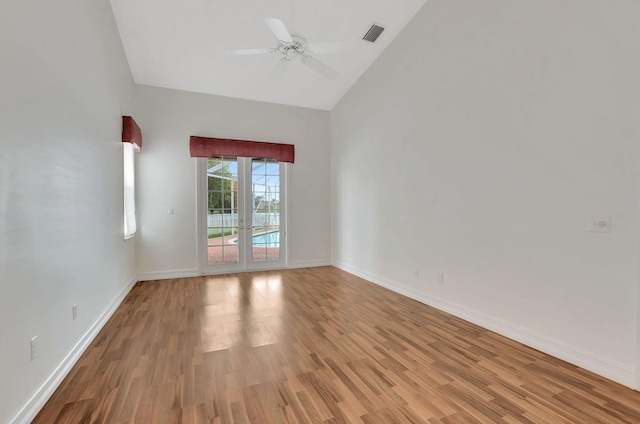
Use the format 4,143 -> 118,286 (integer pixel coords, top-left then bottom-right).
168,207 -> 174,215
588,216 -> 611,233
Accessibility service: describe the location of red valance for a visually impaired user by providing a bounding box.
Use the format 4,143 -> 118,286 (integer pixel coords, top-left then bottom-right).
190,136 -> 295,163
122,116 -> 142,152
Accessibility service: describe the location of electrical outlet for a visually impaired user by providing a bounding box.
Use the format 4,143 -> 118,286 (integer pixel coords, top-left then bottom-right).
437,272 -> 444,285
72,304 -> 78,320
30,336 -> 38,361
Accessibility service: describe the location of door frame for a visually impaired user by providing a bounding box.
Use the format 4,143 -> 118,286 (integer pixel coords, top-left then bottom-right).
196,157 -> 288,275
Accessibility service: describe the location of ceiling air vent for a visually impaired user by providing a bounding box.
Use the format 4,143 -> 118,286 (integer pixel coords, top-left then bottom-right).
363,24 -> 385,43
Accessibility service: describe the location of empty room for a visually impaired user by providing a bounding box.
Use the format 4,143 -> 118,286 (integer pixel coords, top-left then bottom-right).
3,0 -> 640,422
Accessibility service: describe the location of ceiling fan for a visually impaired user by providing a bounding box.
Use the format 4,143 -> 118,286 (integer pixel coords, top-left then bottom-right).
226,18 -> 348,80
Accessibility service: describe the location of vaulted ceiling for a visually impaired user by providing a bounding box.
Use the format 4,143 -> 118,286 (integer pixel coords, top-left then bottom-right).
109,0 -> 427,110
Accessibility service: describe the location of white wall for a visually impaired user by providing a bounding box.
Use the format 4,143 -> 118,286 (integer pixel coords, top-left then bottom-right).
0,0 -> 136,422
331,0 -> 640,387
134,86 -> 331,279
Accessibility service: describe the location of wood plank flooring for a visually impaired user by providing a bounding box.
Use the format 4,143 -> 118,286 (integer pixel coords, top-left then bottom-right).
33,266 -> 640,423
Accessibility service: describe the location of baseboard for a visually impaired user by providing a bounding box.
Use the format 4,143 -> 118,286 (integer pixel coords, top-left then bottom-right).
136,268 -> 200,281
136,263 -> 332,280
288,259 -> 332,269
10,275 -> 138,424
332,260 -> 636,389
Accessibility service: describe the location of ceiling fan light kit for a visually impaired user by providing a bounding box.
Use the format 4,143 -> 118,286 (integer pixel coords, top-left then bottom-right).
277,34 -> 310,61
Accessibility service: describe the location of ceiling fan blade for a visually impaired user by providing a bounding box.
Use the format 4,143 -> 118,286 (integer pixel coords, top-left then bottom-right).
226,48 -> 275,55
300,55 -> 339,80
307,41 -> 350,54
270,59 -> 290,81
265,18 -> 293,43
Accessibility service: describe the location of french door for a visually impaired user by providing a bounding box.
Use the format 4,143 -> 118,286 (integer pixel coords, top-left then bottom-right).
198,156 -> 286,274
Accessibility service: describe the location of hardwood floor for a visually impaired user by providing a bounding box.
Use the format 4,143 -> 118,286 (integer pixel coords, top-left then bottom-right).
33,266 -> 640,423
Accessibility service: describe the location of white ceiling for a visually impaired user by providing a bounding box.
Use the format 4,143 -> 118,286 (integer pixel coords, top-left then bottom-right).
109,0 -> 427,110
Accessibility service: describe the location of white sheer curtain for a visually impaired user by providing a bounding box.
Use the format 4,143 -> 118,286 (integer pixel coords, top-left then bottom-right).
123,142 -> 136,239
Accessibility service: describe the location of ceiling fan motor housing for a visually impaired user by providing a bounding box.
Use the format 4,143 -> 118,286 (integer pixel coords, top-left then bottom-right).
278,34 -> 309,61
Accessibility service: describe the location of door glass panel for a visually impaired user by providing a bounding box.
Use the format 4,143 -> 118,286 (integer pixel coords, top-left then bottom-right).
207,158 -> 239,264
251,158 -> 280,261
202,156 -> 285,272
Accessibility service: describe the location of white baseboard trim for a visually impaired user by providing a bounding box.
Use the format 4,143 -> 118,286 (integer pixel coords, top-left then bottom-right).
136,262 -> 333,281
137,268 -> 200,281
332,260 -> 636,389
10,276 -> 138,424
288,259 -> 332,269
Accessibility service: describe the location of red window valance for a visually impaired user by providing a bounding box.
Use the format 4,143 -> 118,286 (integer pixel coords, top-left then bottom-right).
190,136 -> 295,163
122,116 -> 142,152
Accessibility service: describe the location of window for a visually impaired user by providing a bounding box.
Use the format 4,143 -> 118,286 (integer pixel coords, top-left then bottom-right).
123,142 -> 136,239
